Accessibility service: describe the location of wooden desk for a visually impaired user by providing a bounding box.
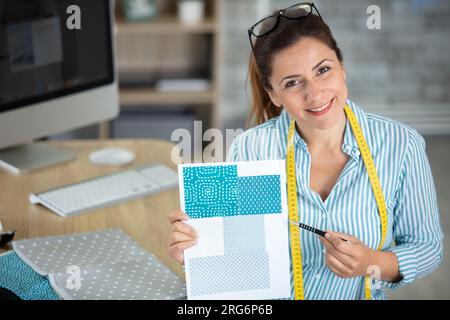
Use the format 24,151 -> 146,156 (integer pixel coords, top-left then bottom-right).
0,139 -> 184,280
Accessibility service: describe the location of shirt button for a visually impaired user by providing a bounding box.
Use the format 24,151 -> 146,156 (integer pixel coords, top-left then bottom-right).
322,213 -> 327,219
322,248 -> 326,254
315,273 -> 321,280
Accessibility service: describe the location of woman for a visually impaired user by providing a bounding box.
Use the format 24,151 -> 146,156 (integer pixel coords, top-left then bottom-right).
167,3 -> 444,299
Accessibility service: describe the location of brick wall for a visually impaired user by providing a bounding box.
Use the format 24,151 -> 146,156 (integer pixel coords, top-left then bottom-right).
219,0 -> 450,134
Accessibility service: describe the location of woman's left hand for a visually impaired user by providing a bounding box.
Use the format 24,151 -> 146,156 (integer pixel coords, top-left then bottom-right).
319,231 -> 376,279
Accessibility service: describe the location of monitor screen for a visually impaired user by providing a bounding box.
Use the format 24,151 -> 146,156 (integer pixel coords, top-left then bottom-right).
0,0 -> 114,114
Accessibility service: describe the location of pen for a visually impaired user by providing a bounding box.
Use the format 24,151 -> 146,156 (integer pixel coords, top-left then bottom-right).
289,220 -> 351,244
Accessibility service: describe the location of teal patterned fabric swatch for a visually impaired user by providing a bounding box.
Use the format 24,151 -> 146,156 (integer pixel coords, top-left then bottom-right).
0,251 -> 60,300
238,175 -> 281,215
183,165 -> 238,218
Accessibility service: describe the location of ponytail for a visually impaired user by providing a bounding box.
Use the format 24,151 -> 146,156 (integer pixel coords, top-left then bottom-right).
247,54 -> 281,127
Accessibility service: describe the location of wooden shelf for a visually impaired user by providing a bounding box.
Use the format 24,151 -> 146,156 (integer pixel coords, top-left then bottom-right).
110,0 -> 222,133
116,16 -> 216,34
119,88 -> 216,106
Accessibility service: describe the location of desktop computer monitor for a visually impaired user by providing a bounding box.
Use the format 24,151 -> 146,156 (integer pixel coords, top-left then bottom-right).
0,0 -> 119,174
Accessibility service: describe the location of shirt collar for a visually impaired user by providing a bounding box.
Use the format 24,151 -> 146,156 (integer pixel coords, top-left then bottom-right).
276,99 -> 372,161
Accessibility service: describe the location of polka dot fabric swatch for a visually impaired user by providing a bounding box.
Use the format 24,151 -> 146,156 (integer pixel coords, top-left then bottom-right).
238,175 -> 282,215
12,229 -> 186,300
190,252 -> 270,296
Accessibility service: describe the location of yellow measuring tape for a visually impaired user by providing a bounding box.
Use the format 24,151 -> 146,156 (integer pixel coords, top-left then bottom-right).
286,104 -> 388,300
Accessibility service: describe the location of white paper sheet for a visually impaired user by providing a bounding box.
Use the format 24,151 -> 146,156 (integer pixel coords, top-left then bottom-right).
179,160 -> 291,300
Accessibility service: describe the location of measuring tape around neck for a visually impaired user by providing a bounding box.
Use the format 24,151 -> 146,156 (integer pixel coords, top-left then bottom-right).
286,104 -> 388,300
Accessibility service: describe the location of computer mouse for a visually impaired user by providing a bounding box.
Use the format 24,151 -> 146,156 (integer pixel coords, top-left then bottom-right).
89,147 -> 135,166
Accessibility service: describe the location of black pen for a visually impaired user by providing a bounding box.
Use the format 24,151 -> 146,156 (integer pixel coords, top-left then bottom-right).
289,221 -> 351,243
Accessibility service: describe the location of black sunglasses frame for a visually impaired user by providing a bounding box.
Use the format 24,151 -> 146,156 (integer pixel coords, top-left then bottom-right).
247,2 -> 323,56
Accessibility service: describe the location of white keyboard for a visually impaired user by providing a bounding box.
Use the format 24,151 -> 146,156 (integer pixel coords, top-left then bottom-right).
29,163 -> 179,217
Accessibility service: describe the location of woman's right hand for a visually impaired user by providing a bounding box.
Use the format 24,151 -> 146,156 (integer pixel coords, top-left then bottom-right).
167,210 -> 198,265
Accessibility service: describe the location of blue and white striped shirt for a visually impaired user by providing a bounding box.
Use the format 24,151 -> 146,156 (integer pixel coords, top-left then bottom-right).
226,99 -> 444,300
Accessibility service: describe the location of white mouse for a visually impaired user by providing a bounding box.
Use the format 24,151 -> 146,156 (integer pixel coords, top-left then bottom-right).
89,147 -> 135,166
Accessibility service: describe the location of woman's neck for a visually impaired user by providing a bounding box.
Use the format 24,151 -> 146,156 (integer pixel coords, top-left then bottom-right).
297,111 -> 347,154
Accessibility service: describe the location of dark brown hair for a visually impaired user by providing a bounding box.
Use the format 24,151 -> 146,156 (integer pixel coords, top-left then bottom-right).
247,13 -> 343,126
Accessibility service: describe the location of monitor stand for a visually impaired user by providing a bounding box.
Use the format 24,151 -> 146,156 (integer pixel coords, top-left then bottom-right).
0,143 -> 76,175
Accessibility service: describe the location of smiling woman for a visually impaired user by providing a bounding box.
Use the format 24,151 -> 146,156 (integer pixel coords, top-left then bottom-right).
167,2 -> 444,300
230,2 -> 443,300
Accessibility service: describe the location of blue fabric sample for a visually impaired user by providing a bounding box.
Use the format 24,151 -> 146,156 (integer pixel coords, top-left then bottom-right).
183,165 -> 238,218
223,215 -> 266,254
0,251 -> 60,300
238,175 -> 282,215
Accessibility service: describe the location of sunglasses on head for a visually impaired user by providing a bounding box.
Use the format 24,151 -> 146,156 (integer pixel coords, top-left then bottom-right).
248,2 -> 323,56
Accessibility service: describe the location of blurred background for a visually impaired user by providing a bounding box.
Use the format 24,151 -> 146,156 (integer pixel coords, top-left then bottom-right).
50,0 -> 450,299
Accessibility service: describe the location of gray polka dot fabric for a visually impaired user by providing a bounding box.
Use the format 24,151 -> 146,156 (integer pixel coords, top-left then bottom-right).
12,229 -> 186,300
